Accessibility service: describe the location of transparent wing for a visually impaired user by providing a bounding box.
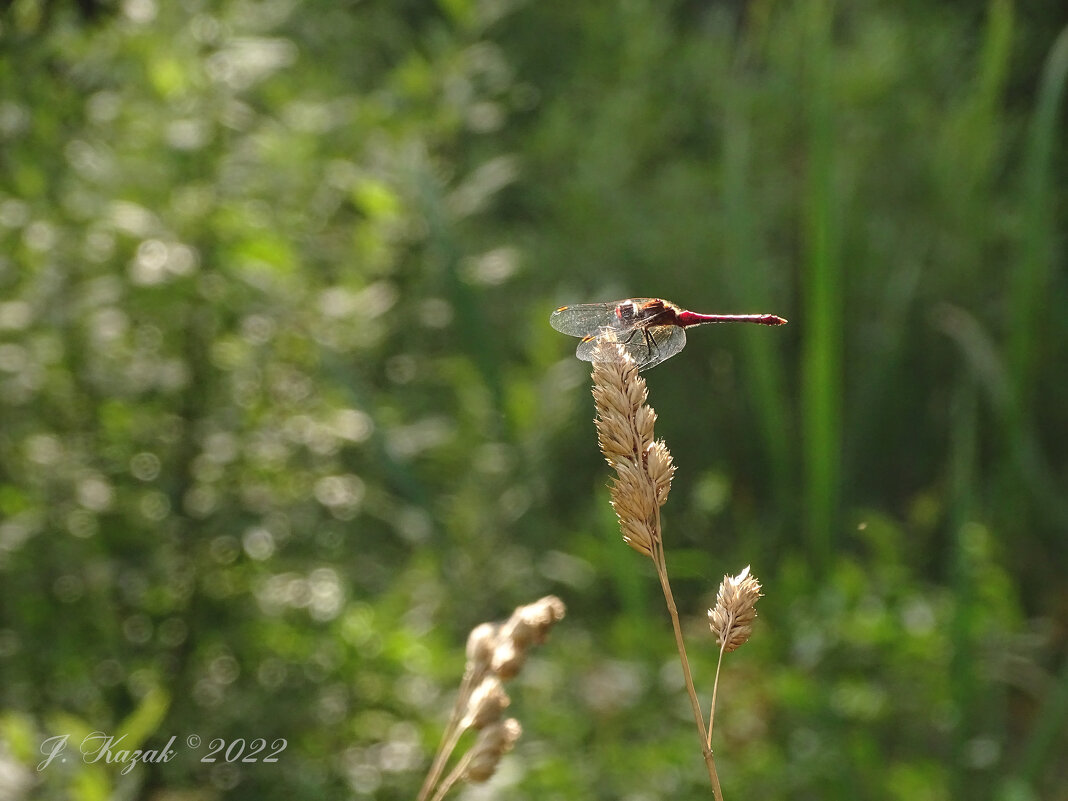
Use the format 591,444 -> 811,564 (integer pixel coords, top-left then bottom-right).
549,298 -> 657,337
574,328 -> 614,362
573,324 -> 686,371
550,303 -> 619,337
638,325 -> 686,370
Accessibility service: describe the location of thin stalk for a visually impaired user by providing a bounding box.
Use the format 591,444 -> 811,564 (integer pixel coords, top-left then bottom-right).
427,750 -> 474,801
416,670 -> 481,801
650,524 -> 723,801
707,636 -> 730,749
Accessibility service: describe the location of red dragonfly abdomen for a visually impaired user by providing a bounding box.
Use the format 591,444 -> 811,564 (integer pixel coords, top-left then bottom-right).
675,310 -> 787,327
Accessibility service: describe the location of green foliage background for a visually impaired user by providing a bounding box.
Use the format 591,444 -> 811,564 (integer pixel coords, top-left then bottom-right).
1,0 -> 1067,799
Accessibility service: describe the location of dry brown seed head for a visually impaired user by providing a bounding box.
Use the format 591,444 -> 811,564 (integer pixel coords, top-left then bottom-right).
500,596 -> 565,648
645,441 -> 675,505
590,337 -> 672,558
460,677 -> 509,730
515,595 -> 566,642
466,622 -> 499,669
611,459 -> 646,494
708,565 -> 762,653
490,638 -> 524,679
635,405 -> 657,443
618,518 -> 654,556
609,486 -> 655,530
463,718 -> 522,783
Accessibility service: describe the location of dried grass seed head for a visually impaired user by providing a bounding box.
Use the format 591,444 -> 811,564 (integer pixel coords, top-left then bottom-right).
609,483 -> 657,556
596,418 -> 634,467
635,405 -> 657,443
590,336 -> 673,557
617,518 -> 654,556
490,638 -> 523,679
503,595 -> 567,648
708,565 -> 762,653
491,595 -> 566,679
644,440 -> 675,505
463,718 -> 522,783
460,677 -> 510,730
592,343 -> 645,434
466,622 -> 499,669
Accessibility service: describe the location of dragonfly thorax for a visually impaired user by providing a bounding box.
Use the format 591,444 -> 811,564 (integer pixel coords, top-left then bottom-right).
615,301 -> 640,324
615,299 -> 668,326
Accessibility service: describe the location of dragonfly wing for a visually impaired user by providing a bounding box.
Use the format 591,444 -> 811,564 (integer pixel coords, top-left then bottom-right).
571,324 -> 670,369
574,335 -> 599,363
573,327 -> 619,363
637,325 -> 686,371
550,299 -> 661,337
550,303 -> 619,337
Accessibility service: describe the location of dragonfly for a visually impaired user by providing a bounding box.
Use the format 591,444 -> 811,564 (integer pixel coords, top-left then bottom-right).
550,297 -> 787,371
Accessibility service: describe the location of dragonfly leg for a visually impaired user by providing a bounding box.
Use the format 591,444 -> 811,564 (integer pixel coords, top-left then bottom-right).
643,329 -> 658,360
623,328 -> 656,364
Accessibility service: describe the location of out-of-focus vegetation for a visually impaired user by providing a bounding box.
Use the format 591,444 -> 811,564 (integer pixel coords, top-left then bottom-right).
1,0 -> 1066,798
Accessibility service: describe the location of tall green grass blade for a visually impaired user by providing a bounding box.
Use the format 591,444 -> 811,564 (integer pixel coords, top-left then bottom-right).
800,0 -> 842,567
936,0 -> 1014,209
948,375 -> 980,800
1010,25 -> 1068,405
1002,25 -> 1068,531
976,0 -> 1014,119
